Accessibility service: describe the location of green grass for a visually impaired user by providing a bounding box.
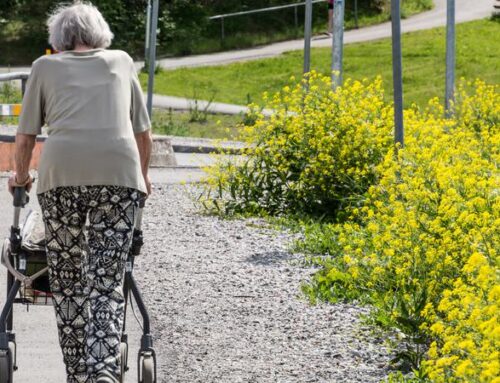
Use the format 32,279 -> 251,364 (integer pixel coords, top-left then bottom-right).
0,83 -> 22,104
151,109 -> 246,140
0,83 -> 22,125
146,19 -> 500,108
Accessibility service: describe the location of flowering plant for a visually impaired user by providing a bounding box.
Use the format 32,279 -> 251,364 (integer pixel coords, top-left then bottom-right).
201,74 -> 499,382
304,80 -> 499,381
200,72 -> 394,219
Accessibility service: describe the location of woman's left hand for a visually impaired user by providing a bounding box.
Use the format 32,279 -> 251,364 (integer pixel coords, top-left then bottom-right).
8,173 -> 34,195
144,174 -> 152,197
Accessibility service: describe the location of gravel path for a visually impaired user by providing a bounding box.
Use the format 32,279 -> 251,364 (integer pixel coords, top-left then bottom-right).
134,184 -> 394,383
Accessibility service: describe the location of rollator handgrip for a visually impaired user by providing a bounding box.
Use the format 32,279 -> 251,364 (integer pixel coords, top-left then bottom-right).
13,187 -> 29,208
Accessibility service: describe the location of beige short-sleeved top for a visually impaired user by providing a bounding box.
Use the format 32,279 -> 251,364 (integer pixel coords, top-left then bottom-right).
18,48 -> 151,195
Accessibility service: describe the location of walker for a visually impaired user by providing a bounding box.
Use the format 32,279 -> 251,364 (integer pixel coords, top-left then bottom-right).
0,187 -> 157,383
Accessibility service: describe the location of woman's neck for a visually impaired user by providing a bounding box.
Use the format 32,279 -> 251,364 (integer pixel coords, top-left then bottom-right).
73,44 -> 94,52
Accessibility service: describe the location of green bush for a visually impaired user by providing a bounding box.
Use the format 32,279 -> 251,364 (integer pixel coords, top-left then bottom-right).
300,81 -> 500,380
200,72 -> 394,219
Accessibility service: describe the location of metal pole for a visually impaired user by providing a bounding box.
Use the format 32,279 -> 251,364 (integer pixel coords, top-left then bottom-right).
221,17 -> 225,46
144,0 -> 151,69
354,0 -> 359,29
391,0 -> 404,147
445,0 -> 455,116
294,5 -> 299,32
303,0 -> 313,74
21,78 -> 26,96
331,0 -> 345,89
146,0 -> 159,118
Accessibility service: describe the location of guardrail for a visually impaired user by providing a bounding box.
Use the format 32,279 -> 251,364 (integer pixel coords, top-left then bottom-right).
0,72 -> 29,95
208,0 -> 337,45
0,73 -> 28,117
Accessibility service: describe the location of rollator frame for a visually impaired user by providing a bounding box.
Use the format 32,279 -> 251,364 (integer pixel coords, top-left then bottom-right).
0,187 -> 157,383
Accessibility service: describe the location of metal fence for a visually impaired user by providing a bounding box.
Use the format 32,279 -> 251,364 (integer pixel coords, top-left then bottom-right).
0,73 -> 27,121
0,73 -> 28,96
209,0 -> 329,44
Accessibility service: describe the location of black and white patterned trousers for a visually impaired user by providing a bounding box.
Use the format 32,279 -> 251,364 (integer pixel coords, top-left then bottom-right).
38,186 -> 143,383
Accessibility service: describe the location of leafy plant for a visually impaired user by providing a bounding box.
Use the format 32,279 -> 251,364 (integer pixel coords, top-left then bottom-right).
200,72 -> 394,219
302,80 -> 500,382
151,108 -> 189,136
189,89 -> 217,123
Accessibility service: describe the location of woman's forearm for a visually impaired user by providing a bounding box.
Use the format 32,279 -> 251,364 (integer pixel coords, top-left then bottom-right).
15,133 -> 36,180
135,130 -> 153,176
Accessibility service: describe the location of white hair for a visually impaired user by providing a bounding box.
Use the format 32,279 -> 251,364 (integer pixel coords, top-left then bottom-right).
47,2 -> 114,51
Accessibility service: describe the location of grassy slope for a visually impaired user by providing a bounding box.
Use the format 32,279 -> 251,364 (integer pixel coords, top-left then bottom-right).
152,109 -> 245,139
146,19 -> 500,108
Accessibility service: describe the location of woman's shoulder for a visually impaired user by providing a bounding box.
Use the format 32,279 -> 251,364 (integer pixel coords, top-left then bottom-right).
30,54 -> 57,74
30,49 -> 136,75
102,49 -> 134,63
33,49 -> 133,62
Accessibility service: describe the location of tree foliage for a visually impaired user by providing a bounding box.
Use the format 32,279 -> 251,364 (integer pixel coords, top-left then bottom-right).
1,0 -> 397,60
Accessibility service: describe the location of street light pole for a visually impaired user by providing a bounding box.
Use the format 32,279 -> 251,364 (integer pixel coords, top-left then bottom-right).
146,0 -> 159,119
445,0 -> 455,116
144,0 -> 152,70
303,0 -> 313,74
391,0 -> 404,148
331,0 -> 345,89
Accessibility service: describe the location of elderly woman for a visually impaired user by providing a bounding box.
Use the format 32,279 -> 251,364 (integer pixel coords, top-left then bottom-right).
7,2 -> 153,383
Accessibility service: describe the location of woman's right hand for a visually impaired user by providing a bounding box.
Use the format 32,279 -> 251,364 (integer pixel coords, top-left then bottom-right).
8,173 -> 33,195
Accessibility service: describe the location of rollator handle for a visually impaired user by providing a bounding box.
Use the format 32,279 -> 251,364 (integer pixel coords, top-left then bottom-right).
13,187 -> 29,208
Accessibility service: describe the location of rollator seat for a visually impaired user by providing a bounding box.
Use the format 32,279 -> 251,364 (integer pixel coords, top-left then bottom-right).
21,210 -> 46,252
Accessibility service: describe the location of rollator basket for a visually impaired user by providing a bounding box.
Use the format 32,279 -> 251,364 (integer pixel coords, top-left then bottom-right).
1,210 -> 52,305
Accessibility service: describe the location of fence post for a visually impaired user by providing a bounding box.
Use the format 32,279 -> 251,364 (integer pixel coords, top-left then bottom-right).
331,0 -> 345,89
294,5 -> 299,31
391,0 -> 404,147
146,0 -> 159,118
21,79 -> 26,97
445,0 -> 455,116
220,17 -> 225,47
303,0 -> 313,74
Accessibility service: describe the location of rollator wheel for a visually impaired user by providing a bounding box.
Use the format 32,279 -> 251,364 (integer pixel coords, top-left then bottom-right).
9,342 -> 16,371
119,342 -> 128,383
139,353 -> 155,383
0,345 -> 14,383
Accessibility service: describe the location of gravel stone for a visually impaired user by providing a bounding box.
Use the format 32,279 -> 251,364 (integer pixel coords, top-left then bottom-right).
133,185 -> 395,382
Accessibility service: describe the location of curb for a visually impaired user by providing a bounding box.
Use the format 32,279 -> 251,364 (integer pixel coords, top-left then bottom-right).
171,143 -> 245,155
0,134 -> 246,154
0,132 -> 245,171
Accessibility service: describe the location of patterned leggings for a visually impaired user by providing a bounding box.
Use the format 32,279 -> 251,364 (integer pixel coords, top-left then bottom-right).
38,186 -> 143,383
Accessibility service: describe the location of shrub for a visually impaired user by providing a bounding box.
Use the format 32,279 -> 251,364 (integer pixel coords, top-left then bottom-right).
200,72 -> 394,219
302,80 -> 499,381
